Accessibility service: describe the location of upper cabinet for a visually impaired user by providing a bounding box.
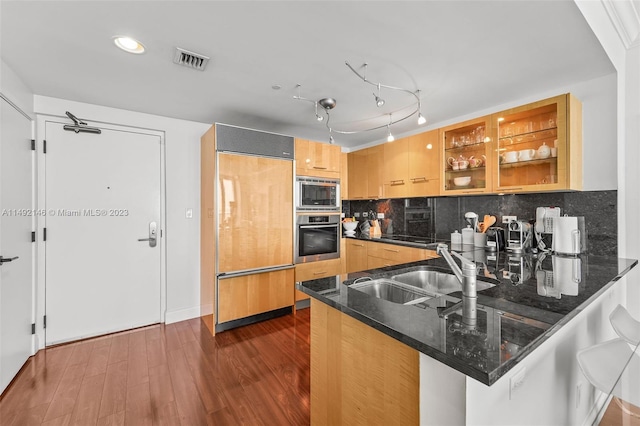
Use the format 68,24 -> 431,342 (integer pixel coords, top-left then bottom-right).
383,130 -> 440,198
491,94 -> 582,193
440,116 -> 494,195
348,145 -> 383,200
295,138 -> 341,178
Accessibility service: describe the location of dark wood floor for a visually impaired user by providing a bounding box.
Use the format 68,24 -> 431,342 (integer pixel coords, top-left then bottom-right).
0,309 -> 311,426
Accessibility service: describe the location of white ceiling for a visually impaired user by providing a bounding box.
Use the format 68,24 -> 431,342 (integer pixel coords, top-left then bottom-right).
1,1 -> 615,149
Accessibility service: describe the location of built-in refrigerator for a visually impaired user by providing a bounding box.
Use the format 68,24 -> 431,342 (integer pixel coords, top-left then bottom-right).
214,124 -> 294,332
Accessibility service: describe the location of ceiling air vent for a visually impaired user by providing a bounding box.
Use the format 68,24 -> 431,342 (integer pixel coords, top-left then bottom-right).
173,47 -> 210,71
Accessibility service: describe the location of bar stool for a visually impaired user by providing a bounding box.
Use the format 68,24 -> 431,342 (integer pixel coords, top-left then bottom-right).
610,304 -> 640,346
577,338 -> 640,407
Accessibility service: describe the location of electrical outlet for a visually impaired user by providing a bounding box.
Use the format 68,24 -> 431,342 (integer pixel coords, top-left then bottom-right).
341,212 -> 345,218
509,367 -> 526,400
377,213 -> 384,219
354,212 -> 360,218
502,215 -> 517,224
362,212 -> 369,218
185,208 -> 193,219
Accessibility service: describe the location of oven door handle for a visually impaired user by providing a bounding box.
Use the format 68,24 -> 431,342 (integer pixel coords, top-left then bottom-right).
299,224 -> 339,229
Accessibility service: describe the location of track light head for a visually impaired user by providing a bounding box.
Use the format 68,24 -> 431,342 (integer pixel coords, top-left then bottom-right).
418,113 -> 427,125
374,93 -> 385,107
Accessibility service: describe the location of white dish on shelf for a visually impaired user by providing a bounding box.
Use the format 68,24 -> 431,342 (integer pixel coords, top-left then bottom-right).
453,176 -> 471,187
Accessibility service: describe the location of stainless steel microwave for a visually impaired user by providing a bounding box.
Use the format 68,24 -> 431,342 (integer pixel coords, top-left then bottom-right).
295,176 -> 340,212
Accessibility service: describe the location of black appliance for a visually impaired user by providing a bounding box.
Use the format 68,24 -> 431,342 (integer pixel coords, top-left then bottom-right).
403,198 -> 434,238
486,227 -> 506,251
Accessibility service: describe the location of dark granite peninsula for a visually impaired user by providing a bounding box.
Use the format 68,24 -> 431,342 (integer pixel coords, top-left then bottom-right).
298,249 -> 637,425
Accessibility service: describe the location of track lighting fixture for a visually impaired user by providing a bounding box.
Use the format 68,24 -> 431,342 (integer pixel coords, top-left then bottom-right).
293,62 -> 427,143
374,83 -> 385,107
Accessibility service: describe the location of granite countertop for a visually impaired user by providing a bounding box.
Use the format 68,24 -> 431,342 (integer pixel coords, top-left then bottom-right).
296,248 -> 637,385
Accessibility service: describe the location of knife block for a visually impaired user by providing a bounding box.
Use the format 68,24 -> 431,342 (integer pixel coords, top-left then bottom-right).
369,219 -> 382,237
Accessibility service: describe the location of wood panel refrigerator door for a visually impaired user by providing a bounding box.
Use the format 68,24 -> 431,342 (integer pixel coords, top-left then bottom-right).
0,99 -> 33,394
45,122 -> 161,345
217,153 -> 293,273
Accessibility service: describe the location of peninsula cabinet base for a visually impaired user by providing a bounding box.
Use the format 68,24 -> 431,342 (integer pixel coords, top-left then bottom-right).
310,299 -> 419,425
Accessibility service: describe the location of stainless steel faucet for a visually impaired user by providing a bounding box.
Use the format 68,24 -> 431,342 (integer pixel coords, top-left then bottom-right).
436,243 -> 477,329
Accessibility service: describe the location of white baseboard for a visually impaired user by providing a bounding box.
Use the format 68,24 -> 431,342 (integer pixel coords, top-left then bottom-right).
164,305 -> 202,324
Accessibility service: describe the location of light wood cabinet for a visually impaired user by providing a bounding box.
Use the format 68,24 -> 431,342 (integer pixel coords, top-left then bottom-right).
295,258 -> 341,301
440,115 -> 494,195
407,130 -> 440,197
217,268 -> 294,323
311,299 -> 420,425
346,239 -> 437,273
382,130 -> 440,198
491,93 -> 582,193
295,138 -> 341,178
367,241 -> 437,269
340,152 -> 349,200
345,239 -> 368,273
347,145 -> 383,200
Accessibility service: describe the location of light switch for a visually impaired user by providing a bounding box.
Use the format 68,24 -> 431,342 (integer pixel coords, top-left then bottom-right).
186,208 -> 193,219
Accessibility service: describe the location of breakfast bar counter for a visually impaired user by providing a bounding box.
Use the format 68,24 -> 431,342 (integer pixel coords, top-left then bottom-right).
297,251 -> 638,425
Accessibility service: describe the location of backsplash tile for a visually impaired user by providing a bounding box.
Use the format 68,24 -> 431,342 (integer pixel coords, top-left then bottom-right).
343,190 -> 617,256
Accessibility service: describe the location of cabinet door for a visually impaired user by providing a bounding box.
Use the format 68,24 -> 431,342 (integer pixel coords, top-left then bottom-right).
346,240 -> 368,273
295,258 -> 341,301
441,116 -> 494,195
218,153 -> 293,272
492,94 -> 582,193
295,138 -> 340,177
383,138 -> 409,198
348,151 -> 368,200
408,130 -> 440,197
217,268 -> 294,323
366,145 -> 383,199
340,152 -> 349,200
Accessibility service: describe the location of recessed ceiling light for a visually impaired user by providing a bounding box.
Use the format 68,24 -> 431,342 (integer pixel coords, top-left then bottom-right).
113,36 -> 145,54
271,84 -> 282,90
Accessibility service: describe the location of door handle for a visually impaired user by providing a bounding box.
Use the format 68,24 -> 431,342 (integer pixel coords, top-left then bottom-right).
0,256 -> 19,266
138,222 -> 157,247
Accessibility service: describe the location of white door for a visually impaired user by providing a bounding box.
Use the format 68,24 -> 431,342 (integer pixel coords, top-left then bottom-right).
45,121 -> 162,345
0,98 -> 33,394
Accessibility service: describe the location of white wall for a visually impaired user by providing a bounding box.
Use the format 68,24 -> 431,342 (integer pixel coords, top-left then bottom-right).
1,59 -> 34,117
33,96 -> 211,332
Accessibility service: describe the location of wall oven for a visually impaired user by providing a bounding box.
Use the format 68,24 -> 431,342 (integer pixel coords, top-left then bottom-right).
295,214 -> 341,263
295,176 -> 340,212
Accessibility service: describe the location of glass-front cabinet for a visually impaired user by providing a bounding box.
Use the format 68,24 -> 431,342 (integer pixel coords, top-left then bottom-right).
492,94 -> 582,193
441,116 -> 494,195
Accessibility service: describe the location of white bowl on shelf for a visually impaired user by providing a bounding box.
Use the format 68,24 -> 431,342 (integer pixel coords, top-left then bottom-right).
453,176 -> 471,187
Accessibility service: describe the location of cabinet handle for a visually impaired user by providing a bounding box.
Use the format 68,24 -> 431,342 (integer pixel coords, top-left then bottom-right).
367,195 -> 379,198
353,243 -> 365,247
313,166 -> 328,170
461,189 -> 484,194
498,187 -> 523,192
383,248 -> 400,253
410,177 -> 427,182
390,179 -> 405,185
353,196 -> 365,199
313,271 -> 328,275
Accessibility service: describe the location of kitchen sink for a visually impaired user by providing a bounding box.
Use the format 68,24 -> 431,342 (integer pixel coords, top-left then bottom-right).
391,268 -> 496,294
350,279 -> 433,305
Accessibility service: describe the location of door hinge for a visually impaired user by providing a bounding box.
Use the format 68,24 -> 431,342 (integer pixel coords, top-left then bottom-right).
31,231 -> 36,242
31,323 -> 36,335
31,139 -> 35,151
43,140 -> 47,154
43,315 -> 47,329
43,228 -> 47,241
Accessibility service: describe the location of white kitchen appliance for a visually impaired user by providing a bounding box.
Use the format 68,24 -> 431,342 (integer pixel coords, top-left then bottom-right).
552,216 -> 586,256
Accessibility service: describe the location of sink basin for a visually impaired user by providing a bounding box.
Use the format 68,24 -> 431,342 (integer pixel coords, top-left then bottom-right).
391,268 -> 496,294
350,279 -> 433,305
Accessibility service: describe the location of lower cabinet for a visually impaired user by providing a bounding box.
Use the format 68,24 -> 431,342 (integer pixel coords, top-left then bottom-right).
347,238 -> 438,272
295,258 -> 341,301
311,299 -> 419,425
217,268 -> 294,323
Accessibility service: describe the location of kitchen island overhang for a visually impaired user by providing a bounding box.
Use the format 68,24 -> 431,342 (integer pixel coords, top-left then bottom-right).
297,252 -> 638,385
